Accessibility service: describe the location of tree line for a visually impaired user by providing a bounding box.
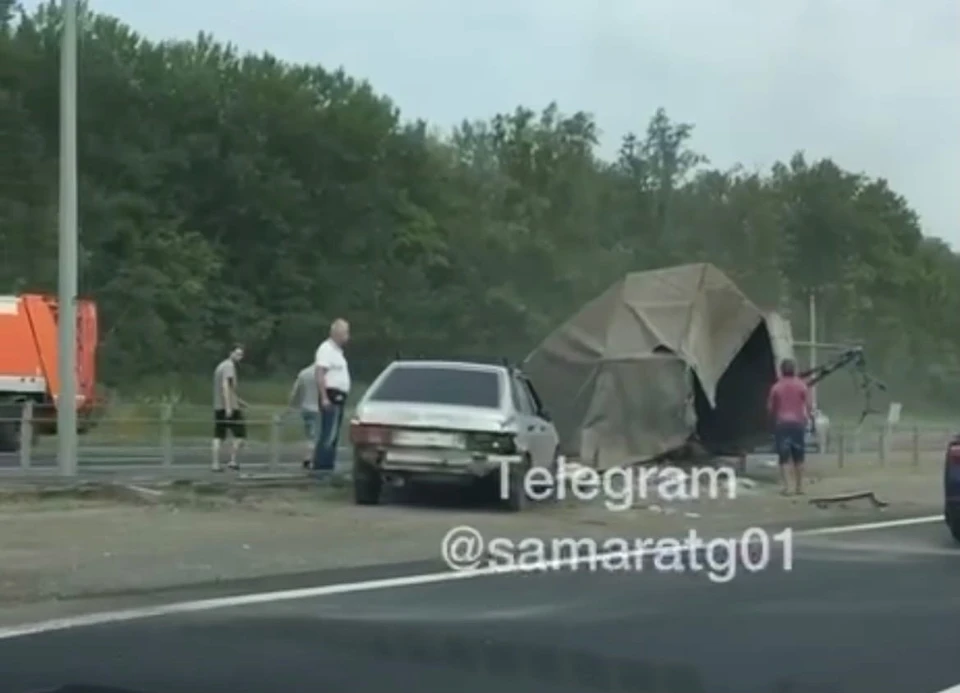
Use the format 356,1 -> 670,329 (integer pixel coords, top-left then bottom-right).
1,1 -> 958,411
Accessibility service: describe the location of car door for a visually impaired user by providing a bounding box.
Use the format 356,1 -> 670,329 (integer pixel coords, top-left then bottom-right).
518,374 -> 557,468
509,373 -> 545,466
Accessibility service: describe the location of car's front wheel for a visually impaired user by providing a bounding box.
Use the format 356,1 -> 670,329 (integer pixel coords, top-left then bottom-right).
353,457 -> 383,506
948,518 -> 960,544
944,505 -> 960,543
948,521 -> 960,545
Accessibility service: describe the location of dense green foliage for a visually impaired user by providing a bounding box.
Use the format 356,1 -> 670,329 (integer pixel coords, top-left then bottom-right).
1,2 -> 958,410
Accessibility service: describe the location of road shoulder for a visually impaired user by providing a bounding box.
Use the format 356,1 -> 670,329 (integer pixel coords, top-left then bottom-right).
0,456 -> 943,620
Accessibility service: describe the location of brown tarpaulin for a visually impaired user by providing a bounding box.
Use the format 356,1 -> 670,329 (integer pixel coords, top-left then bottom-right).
523,263 -> 785,467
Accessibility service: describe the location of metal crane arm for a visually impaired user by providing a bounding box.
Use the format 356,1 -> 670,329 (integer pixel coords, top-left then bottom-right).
799,346 -> 888,424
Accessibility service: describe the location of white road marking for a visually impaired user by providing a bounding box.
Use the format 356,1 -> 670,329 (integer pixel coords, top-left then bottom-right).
794,515 -> 942,537
934,685 -> 960,693
0,513 -> 946,641
300,602 -> 569,624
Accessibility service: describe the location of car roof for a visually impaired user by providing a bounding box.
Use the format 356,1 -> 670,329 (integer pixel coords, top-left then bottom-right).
388,359 -> 508,373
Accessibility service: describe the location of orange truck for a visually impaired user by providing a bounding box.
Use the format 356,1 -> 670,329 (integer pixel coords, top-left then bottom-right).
0,294 -> 98,451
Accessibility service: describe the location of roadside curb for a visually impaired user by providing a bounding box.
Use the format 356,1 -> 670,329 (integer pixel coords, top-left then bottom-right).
0,473 -> 351,504
0,481 -> 160,504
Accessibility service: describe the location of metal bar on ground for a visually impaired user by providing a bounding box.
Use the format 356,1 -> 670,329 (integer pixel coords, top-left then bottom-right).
912,426 -> 920,467
792,341 -> 862,350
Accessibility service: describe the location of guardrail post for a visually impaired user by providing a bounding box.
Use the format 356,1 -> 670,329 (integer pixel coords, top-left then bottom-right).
160,403 -> 174,467
19,400 -> 33,470
837,426 -> 845,469
269,413 -> 281,469
878,426 -> 887,466
911,425 -> 920,467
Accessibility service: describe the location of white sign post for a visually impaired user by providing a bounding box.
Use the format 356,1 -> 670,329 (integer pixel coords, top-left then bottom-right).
884,402 -> 902,458
887,402 -> 902,426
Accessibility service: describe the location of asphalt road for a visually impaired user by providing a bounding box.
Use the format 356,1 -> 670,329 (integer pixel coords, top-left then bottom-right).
0,520 -> 958,693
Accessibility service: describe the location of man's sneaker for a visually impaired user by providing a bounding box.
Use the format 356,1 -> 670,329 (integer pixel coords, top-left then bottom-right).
302,459 -> 311,470
227,460 -> 240,471
211,463 -> 224,473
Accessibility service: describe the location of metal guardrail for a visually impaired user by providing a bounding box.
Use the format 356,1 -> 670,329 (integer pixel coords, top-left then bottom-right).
818,422 -> 953,468
1,401 -> 954,473
3,401 -> 346,471
766,422 -> 954,469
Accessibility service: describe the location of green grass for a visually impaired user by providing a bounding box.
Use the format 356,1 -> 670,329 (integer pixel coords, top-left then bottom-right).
78,378 -> 369,443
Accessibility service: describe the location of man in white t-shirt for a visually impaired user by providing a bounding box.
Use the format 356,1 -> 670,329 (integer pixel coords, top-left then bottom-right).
311,318 -> 351,471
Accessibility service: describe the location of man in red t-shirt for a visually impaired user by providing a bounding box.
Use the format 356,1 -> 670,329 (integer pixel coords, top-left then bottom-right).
767,358 -> 812,495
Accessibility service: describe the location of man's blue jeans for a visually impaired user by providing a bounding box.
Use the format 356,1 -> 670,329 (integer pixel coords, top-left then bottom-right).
312,392 -> 345,470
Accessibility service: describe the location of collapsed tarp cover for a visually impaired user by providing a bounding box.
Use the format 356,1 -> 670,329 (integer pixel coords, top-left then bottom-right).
523,263 -> 781,466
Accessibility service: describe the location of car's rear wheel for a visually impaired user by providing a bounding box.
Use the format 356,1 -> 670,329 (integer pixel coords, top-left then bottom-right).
353,457 -> 383,506
503,456 -> 532,512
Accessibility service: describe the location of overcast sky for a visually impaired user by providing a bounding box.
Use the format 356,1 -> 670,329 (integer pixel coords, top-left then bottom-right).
63,1 -> 960,245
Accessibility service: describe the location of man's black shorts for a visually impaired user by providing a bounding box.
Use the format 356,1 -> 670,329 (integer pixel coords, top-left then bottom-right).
774,421 -> 805,464
213,409 -> 246,440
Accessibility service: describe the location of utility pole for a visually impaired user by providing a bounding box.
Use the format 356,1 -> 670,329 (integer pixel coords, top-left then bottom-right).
808,291 -> 818,411
57,0 -> 78,476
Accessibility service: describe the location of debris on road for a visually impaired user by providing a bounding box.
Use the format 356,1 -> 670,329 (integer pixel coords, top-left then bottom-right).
810,490 -> 889,510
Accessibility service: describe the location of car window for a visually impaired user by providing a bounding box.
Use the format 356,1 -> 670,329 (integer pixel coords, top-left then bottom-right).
367,366 -> 502,408
511,375 -> 535,414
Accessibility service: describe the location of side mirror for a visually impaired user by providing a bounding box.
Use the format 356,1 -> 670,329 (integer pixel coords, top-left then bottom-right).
539,409 -> 551,422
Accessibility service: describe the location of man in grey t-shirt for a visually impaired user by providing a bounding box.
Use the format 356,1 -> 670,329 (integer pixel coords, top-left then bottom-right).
212,344 -> 246,471
287,364 -> 320,469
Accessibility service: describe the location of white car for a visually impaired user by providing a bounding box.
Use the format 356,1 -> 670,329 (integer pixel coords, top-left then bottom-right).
349,360 -> 560,510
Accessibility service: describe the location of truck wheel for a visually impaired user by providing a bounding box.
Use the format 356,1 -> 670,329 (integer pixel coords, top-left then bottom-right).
0,420 -> 17,453
0,398 -> 25,453
503,456 -> 532,512
353,457 -> 383,506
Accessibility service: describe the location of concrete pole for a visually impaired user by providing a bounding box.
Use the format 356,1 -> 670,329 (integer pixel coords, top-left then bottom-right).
57,0 -> 78,476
